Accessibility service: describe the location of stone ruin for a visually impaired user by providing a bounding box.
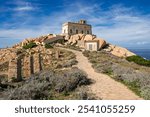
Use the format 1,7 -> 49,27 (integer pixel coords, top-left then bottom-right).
8,58 -> 22,82
1,46 -> 61,82
8,52 -> 43,81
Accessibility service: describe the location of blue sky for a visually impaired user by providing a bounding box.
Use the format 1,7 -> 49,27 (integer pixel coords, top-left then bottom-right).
0,0 -> 150,49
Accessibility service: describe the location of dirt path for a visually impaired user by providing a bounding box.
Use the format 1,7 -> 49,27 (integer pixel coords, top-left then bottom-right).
61,48 -> 141,100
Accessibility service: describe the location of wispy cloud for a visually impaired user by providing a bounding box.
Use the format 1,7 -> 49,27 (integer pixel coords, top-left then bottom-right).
13,1 -> 37,12
136,41 -> 150,45
14,6 -> 35,11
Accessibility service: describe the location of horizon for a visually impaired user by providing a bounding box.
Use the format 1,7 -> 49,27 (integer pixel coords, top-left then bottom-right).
0,0 -> 150,49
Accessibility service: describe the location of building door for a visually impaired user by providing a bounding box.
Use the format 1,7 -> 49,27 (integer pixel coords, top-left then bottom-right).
89,44 -> 93,50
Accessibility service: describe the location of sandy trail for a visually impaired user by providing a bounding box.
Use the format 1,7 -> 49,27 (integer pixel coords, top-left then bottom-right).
61,48 -> 141,100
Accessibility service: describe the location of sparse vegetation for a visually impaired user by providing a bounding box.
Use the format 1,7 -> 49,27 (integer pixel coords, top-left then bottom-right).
126,55 -> 150,67
0,47 -> 93,100
65,44 -> 82,51
55,39 -> 67,44
0,62 -> 9,71
83,50 -> 150,99
48,39 -> 67,45
45,43 -> 53,49
23,42 -> 37,49
0,68 -> 91,100
43,49 -> 77,70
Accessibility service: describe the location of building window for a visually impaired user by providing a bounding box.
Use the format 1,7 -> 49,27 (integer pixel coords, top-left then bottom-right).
70,29 -> 72,34
87,30 -> 89,34
76,30 -> 78,34
64,29 -> 66,33
81,30 -> 84,34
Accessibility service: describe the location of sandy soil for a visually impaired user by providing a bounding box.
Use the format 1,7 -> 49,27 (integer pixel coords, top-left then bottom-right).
61,48 -> 142,100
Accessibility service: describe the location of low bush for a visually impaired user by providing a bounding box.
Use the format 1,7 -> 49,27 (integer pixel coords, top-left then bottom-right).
1,68 -> 91,100
45,43 -> 53,49
55,39 -> 66,44
103,68 -> 113,75
83,50 -> 150,99
126,55 -> 150,67
61,59 -> 78,68
65,44 -> 81,51
140,85 -> 150,99
23,42 -> 37,49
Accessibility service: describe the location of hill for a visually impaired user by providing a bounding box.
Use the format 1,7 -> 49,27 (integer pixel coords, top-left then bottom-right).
0,33 -> 149,100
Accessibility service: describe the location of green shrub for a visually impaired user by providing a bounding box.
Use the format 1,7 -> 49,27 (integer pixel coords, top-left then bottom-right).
140,85 -> 150,99
55,39 -> 66,44
23,42 -> 37,49
123,80 -> 141,96
126,55 -> 150,67
103,68 -> 113,75
48,39 -> 67,45
82,51 -> 90,57
45,43 -> 53,49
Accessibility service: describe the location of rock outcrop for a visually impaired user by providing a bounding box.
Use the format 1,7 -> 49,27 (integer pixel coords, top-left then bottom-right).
67,34 -> 106,49
104,44 -> 135,57
12,34 -> 64,49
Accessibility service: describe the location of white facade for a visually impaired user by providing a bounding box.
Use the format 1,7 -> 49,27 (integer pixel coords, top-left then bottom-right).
62,20 -> 92,35
85,41 -> 99,51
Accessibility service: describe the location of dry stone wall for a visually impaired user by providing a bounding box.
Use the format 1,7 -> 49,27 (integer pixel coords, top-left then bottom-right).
33,53 -> 42,73
8,53 -> 42,80
5,46 -> 55,81
8,58 -> 22,81
23,56 -> 32,78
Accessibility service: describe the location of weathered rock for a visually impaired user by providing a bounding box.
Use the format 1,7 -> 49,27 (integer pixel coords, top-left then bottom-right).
104,44 -> 136,57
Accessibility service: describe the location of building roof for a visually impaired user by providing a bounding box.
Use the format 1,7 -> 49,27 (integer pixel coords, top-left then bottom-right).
63,20 -> 91,27
85,40 -> 99,43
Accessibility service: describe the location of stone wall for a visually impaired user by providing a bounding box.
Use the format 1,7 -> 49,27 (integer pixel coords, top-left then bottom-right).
8,58 -> 22,81
23,56 -> 32,78
33,53 -> 42,73
7,52 -> 44,80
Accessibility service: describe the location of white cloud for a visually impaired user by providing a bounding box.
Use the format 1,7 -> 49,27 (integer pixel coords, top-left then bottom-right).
14,6 -> 35,11
12,0 -> 37,12
0,2 -> 150,48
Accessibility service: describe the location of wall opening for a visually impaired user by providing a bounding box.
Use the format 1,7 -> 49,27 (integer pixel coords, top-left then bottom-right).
76,30 -> 78,34
87,30 -> 89,34
70,29 -> 72,34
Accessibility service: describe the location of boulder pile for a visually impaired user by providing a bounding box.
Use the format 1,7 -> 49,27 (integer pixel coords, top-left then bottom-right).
104,44 -> 135,57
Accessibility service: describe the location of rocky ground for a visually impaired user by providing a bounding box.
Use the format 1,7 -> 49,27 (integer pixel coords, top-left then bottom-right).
83,50 -> 150,99
0,46 -> 94,100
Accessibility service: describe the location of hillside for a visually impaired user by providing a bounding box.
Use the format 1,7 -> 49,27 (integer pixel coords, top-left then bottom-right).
83,50 -> 150,99
0,45 -> 93,100
0,33 -> 149,100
